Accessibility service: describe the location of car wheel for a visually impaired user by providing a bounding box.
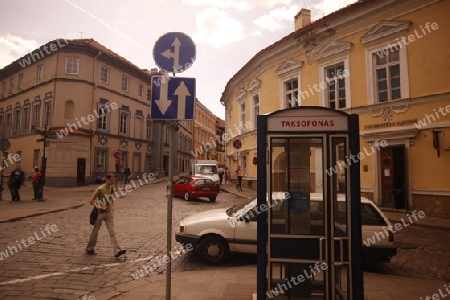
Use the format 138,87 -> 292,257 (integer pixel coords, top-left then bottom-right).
209,196 -> 217,202
198,235 -> 229,264
184,191 -> 190,201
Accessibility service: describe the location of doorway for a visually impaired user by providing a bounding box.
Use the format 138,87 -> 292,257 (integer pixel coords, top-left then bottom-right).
380,146 -> 406,209
77,158 -> 86,186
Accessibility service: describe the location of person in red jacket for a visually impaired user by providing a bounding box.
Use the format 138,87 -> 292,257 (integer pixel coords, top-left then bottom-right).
32,166 -> 43,201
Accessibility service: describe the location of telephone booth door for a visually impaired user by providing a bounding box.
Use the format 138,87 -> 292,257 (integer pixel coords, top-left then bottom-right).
256,107 -> 363,300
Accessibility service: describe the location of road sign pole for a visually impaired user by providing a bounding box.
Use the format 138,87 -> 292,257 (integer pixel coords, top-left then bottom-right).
0,151 -> 7,201
166,121 -> 177,300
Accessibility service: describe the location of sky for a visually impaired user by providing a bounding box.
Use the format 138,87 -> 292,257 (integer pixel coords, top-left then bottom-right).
0,0 -> 357,119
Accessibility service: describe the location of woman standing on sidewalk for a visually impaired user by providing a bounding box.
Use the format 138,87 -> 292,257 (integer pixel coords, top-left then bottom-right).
235,166 -> 245,192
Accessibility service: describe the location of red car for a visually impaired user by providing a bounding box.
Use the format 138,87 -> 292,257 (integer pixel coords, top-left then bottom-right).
167,175 -> 219,202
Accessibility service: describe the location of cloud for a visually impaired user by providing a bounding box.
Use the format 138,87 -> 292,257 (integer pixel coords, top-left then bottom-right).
183,0 -> 293,11
0,33 -> 38,68
193,8 -> 245,48
253,5 -> 299,32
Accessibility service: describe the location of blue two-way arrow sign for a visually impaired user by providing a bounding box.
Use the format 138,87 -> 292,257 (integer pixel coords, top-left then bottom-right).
151,76 -> 195,120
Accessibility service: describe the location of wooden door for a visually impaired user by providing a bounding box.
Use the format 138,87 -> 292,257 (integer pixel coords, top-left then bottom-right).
380,147 -> 394,208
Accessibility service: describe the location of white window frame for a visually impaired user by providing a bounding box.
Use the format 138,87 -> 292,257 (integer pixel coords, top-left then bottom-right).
95,148 -> 108,173
13,107 -> 21,133
119,110 -> 130,135
365,42 -> 409,105
65,57 -> 79,75
32,103 -> 41,127
43,100 -> 52,126
252,93 -> 259,130
319,56 -> 351,109
97,103 -> 109,132
18,73 -> 23,91
100,66 -> 109,83
37,64 -> 43,82
122,76 -> 129,91
138,84 -> 143,98
239,100 -> 246,133
22,105 -> 30,132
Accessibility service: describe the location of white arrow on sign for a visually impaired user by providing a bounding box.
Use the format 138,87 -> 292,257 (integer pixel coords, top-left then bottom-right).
155,79 -> 172,115
174,81 -> 191,119
161,37 -> 181,73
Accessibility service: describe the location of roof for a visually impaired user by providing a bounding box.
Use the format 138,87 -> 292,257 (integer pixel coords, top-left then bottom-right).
219,0 -> 377,104
0,38 -> 153,79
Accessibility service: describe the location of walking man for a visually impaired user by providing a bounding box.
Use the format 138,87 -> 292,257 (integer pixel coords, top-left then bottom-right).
86,173 -> 126,257
10,165 -> 24,201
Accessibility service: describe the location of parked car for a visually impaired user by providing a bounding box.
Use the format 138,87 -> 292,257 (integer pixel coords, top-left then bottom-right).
167,175 -> 219,202
175,193 -> 397,264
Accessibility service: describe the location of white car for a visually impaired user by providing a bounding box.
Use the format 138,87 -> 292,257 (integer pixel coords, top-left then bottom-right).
175,193 -> 397,264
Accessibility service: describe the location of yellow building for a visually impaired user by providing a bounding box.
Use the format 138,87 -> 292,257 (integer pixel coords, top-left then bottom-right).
220,0 -> 450,218
0,39 -> 192,186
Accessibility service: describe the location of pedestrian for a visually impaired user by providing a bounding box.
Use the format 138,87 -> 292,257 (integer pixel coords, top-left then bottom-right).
235,165 -> 245,192
124,167 -> 131,184
10,165 -> 24,201
31,166 -> 43,201
225,167 -> 231,184
218,167 -> 224,185
85,173 -> 126,257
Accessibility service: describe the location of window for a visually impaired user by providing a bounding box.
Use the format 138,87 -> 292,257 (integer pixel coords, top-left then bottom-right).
97,105 -> 108,131
6,111 -> 12,126
32,104 -> 41,127
22,106 -> 30,132
64,100 -> 75,119
43,100 -> 52,126
374,49 -> 401,102
122,76 -> 129,91
135,115 -> 143,139
18,73 -> 23,90
95,149 -> 108,173
252,94 -> 259,129
1,82 -> 6,97
9,78 -> 14,93
37,64 -> 43,82
147,119 -> 152,140
147,89 -> 151,101
239,101 -> 246,133
138,84 -> 143,97
119,111 -> 129,135
13,108 -> 21,133
0,111 -> 3,124
100,66 -> 109,83
326,64 -> 346,109
65,57 -> 79,74
285,79 -> 299,108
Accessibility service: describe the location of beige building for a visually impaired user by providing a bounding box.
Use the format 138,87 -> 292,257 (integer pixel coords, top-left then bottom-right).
192,98 -> 225,164
221,0 -> 450,218
0,39 -> 192,186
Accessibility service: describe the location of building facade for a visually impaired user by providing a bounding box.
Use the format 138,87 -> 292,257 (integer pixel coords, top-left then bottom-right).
192,98 -> 224,163
220,0 -> 450,218
0,39 -> 192,186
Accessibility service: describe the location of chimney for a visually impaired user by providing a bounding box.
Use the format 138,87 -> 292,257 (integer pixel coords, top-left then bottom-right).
294,9 -> 311,31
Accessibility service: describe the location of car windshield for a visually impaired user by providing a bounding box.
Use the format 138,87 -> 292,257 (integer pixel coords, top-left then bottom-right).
195,165 -> 217,175
226,199 -> 256,217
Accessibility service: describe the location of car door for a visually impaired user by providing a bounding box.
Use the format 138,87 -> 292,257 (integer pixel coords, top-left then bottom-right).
173,177 -> 187,197
233,207 -> 257,253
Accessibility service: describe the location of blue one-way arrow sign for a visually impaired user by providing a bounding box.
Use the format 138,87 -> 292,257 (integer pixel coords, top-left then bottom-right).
151,76 -> 195,120
153,32 -> 196,74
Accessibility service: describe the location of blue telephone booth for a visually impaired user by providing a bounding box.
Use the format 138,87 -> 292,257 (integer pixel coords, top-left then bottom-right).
256,106 -> 364,299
